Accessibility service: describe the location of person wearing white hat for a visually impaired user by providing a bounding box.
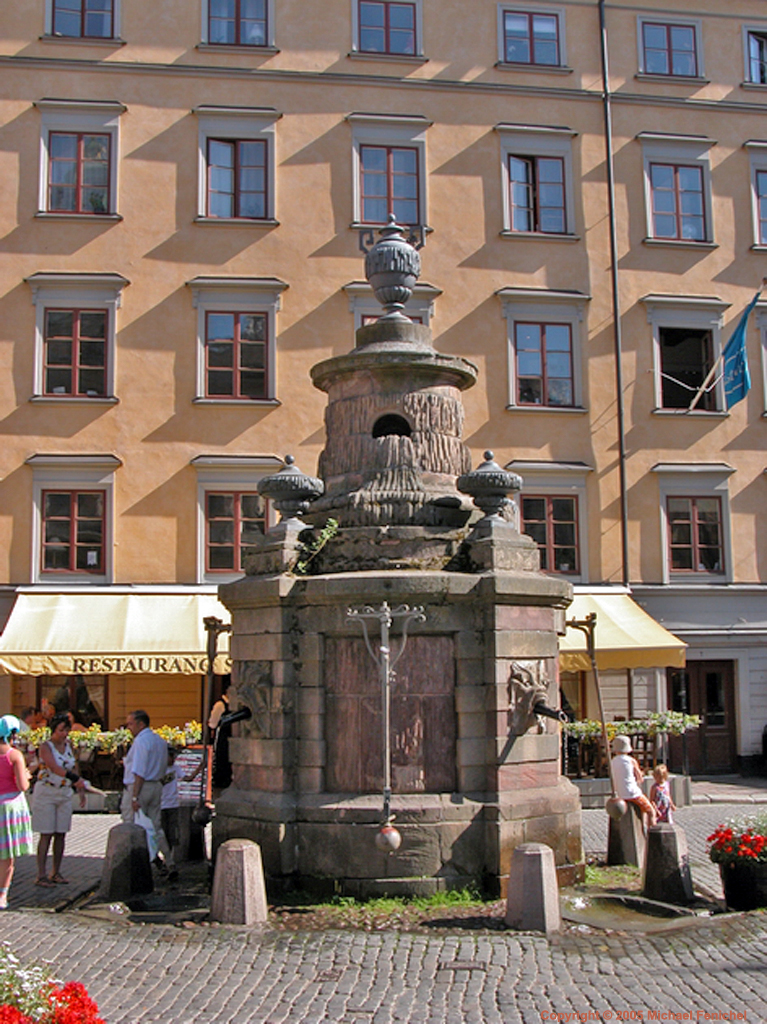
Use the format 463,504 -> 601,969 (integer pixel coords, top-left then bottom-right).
611,734 -> 657,827
0,715 -> 33,908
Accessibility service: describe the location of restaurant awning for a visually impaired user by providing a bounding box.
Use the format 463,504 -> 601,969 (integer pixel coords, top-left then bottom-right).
559,592 -> 686,672
0,592 -> 231,676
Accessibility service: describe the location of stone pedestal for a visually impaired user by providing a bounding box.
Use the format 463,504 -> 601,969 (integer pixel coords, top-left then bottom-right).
607,802 -> 646,867
642,824 -> 694,905
505,842 -> 561,934
98,823 -> 153,901
210,838 -> 268,924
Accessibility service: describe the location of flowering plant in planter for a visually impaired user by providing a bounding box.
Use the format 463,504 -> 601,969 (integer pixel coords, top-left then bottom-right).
0,945 -> 104,1023
707,812 -> 767,866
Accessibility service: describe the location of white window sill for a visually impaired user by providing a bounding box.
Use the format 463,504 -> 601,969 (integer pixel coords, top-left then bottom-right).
197,43 -> 279,55
40,34 -> 126,46
495,61 -> 573,75
348,51 -> 427,64
740,81 -> 767,91
635,73 -> 710,85
350,221 -> 433,234
194,216 -> 279,227
652,407 -> 727,417
193,397 -> 280,406
750,244 -> 767,251
202,573 -> 246,584
506,405 -> 587,414
500,230 -> 580,242
30,395 -> 118,405
666,573 -> 730,585
35,212 -> 122,221
642,237 -> 717,250
35,575 -> 110,586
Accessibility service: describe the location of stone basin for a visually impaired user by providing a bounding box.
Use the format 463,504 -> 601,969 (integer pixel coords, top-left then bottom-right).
561,893 -> 719,934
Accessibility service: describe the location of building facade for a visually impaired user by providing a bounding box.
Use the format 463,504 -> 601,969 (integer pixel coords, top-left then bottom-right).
0,0 -> 766,768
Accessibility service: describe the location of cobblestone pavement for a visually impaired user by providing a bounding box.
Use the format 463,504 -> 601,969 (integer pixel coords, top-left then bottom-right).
1,805 -> 766,1024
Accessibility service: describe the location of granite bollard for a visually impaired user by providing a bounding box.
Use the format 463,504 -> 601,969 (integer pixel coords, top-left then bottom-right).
642,824 -> 694,905
98,823 -> 153,901
607,802 -> 646,867
210,838 -> 268,924
505,842 -> 561,935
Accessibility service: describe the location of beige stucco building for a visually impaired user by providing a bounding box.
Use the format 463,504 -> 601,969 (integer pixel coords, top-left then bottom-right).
0,0 -> 766,771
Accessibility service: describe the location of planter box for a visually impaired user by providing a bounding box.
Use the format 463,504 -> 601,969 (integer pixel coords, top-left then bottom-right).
720,860 -> 767,911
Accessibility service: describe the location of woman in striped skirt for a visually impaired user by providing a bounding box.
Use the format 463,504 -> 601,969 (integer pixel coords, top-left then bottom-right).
0,714 -> 33,909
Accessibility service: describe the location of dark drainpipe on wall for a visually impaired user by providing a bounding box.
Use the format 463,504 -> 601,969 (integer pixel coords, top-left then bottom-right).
598,0 -> 630,587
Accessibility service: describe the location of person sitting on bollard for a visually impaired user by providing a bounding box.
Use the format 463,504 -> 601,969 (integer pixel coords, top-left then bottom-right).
650,763 -> 676,825
611,735 -> 657,829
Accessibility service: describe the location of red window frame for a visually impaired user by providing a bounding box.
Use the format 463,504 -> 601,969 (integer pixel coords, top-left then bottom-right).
749,32 -> 767,85
52,0 -> 114,39
48,132 -> 111,215
642,22 -> 698,77
360,144 -> 420,226
649,162 -> 705,242
509,154 -> 566,234
515,321 -> 574,407
206,138 -> 268,220
43,308 -> 107,398
756,170 -> 767,244
208,0 -> 268,47
502,9 -> 560,66
41,490 -> 105,575
667,496 -> 724,574
204,311 -> 269,400
358,1 -> 416,55
521,495 -> 579,574
205,491 -> 267,573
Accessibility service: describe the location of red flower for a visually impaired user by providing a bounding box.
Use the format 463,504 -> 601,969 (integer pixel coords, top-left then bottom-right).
0,1007 -> 33,1024
48,982 -> 104,1024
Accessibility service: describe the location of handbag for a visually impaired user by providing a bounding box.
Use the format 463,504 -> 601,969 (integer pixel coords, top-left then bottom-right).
133,808 -> 159,861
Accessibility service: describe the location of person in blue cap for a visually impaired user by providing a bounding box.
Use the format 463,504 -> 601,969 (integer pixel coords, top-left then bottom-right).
0,715 -> 33,909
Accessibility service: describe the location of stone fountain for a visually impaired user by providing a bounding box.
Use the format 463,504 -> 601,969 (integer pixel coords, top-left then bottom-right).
216,217 -> 583,896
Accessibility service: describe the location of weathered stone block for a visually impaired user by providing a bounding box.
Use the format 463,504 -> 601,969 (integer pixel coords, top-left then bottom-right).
457,736 -> 487,767
297,688 -> 324,715
454,684 -> 485,714
231,632 -> 291,661
458,765 -> 486,793
494,761 -> 560,791
98,823 -> 153,901
495,605 -> 557,631
505,843 -> 561,935
211,839 -> 268,925
608,802 -> 646,867
494,631 -> 559,660
296,713 -> 323,741
455,659 -> 484,688
642,824 -> 694,905
457,711 -> 486,739
297,767 -> 323,793
229,737 -> 290,768
297,739 -> 326,767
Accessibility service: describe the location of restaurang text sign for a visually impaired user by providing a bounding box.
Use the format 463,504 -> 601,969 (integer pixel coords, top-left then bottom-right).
69,656 -> 232,674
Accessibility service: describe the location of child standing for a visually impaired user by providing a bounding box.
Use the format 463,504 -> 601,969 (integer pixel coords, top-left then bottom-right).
650,763 -> 676,824
160,747 -> 184,882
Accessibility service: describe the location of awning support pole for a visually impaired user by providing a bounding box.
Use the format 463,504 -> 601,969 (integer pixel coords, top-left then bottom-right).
566,613 -> 617,797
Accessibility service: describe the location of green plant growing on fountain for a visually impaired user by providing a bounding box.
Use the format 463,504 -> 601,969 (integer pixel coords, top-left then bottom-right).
293,518 -> 338,575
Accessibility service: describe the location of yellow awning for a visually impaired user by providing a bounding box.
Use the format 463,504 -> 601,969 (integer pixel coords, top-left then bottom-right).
559,593 -> 686,672
0,593 -> 231,676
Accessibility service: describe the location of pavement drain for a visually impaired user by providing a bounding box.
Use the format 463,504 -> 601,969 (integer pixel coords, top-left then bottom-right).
436,960 -> 487,971
315,968 -> 344,982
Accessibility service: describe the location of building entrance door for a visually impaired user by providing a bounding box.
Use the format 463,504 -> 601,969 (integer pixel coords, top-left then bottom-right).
666,661 -> 736,774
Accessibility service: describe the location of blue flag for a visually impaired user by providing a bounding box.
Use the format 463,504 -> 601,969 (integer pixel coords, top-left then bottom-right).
722,290 -> 761,409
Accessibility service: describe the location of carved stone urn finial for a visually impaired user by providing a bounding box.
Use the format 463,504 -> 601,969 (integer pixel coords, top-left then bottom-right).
361,213 -> 421,321
457,450 -> 523,520
257,454 -> 324,523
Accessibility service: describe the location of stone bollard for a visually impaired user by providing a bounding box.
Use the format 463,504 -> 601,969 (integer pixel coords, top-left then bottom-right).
505,842 -> 561,935
642,824 -> 694,905
607,802 -> 646,866
210,838 -> 268,925
98,823 -> 153,901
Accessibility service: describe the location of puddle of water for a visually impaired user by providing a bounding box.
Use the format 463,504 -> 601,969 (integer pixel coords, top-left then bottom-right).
561,894 -> 718,934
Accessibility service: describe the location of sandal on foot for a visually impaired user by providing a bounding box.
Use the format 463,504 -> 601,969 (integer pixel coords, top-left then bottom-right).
49,874 -> 69,884
35,877 -> 55,887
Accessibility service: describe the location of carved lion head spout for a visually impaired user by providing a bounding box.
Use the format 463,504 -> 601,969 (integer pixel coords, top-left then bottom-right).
507,660 -> 551,736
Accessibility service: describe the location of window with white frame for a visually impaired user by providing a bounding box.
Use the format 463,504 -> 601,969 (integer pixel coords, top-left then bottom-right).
45,0 -> 120,39
638,133 -> 714,245
187,277 -> 286,403
343,281 -> 439,331
201,0 -> 275,48
496,5 -> 566,68
35,99 -> 124,218
637,17 -> 702,78
754,301 -> 767,410
509,460 -> 591,581
351,1 -> 423,57
641,295 -> 729,413
348,113 -> 430,229
194,106 -> 280,223
495,124 -> 576,237
498,287 -> 588,409
25,272 -> 128,402
652,463 -> 734,584
744,27 -> 767,84
745,141 -> 767,247
27,454 -> 120,584
191,455 -> 280,583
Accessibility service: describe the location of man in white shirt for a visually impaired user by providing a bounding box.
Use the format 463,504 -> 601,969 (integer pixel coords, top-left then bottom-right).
121,709 -> 172,871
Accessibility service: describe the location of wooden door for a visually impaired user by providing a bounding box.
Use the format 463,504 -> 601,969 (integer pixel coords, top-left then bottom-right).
667,660 -> 736,774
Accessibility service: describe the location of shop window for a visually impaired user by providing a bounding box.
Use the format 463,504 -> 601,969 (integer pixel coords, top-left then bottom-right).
194,106 -> 279,224
49,0 -> 115,39
515,321 -> 573,406
36,99 -> 124,219
348,113 -> 430,230
188,277 -> 286,403
205,491 -> 266,572
37,675 -> 106,729
521,494 -> 579,573
26,272 -> 127,403
658,326 -> 716,411
666,496 -> 724,574
496,124 -> 576,238
639,20 -> 700,77
500,8 -> 562,67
